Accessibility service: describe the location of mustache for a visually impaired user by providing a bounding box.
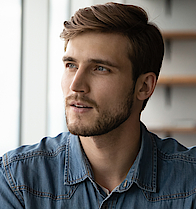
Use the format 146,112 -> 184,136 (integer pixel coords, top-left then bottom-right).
65,94 -> 99,110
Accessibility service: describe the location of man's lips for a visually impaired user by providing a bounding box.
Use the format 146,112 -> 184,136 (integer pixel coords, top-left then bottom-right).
69,101 -> 93,109
65,95 -> 99,112
67,101 -> 94,114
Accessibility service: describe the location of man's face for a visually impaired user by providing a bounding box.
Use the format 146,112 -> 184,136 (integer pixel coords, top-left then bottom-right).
61,32 -> 135,136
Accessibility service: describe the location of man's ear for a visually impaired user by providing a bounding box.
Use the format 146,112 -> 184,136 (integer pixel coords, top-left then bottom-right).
135,72 -> 157,101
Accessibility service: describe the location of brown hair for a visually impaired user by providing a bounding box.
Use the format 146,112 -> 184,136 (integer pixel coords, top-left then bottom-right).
60,2 -> 164,110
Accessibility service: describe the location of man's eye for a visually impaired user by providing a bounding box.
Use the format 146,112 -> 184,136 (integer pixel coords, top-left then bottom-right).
96,66 -> 109,72
66,63 -> 77,69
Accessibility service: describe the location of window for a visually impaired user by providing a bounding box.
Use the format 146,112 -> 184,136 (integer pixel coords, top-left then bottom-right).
0,0 -> 22,155
47,0 -> 71,136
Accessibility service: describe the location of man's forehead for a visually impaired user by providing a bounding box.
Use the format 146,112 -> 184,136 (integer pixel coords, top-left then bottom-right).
65,31 -> 129,47
64,32 -> 132,63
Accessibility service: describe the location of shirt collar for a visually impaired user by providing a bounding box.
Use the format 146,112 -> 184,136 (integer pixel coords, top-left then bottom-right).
64,123 -> 157,193
130,123 -> 157,192
64,134 -> 93,185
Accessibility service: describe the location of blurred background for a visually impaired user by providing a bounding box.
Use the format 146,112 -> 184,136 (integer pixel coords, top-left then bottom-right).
0,0 -> 196,155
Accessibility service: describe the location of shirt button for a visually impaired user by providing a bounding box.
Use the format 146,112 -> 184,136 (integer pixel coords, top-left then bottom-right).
123,180 -> 128,188
102,205 -> 108,209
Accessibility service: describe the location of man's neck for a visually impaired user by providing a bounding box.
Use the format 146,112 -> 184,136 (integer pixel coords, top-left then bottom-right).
79,119 -> 141,192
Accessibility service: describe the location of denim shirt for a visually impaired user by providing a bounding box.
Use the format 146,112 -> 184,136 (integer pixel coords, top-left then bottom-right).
1,123 -> 196,209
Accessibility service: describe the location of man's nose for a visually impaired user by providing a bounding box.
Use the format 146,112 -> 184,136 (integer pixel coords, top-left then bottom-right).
69,67 -> 90,93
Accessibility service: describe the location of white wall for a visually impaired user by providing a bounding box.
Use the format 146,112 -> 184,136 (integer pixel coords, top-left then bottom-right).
0,0 -> 21,155
21,0 -> 48,145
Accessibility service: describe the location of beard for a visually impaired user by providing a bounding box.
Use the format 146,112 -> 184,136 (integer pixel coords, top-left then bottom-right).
65,87 -> 134,137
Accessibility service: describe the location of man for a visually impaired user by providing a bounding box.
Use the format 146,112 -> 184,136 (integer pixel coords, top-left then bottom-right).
0,2 -> 196,208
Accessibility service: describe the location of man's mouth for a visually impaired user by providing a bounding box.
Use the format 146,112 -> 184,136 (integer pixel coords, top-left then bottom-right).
66,95 -> 99,112
71,104 -> 92,109
69,101 -> 93,109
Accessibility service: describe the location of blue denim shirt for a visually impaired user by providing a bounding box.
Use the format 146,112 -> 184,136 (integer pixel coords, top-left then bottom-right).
1,123 -> 196,208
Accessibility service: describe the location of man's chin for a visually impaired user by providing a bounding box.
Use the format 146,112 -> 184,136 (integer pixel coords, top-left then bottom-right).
67,124 -> 113,137
67,124 -> 91,136
67,125 -> 98,137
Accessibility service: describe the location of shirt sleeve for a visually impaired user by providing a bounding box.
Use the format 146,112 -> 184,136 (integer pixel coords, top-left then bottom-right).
0,157 -> 24,209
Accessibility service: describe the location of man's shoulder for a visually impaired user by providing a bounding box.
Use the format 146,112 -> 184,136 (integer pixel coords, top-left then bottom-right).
153,133 -> 196,162
0,132 -> 76,206
1,132 -> 71,166
152,134 -> 196,168
143,133 -> 196,203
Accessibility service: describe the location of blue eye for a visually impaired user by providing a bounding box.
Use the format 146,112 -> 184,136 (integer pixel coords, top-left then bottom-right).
66,63 -> 77,69
96,66 -> 108,72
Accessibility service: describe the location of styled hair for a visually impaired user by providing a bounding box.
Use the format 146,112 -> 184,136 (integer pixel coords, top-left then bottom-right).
60,2 -> 164,110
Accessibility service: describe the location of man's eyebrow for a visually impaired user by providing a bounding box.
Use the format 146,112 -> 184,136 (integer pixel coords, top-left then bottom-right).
62,56 -> 118,68
62,56 -> 77,62
88,59 -> 118,68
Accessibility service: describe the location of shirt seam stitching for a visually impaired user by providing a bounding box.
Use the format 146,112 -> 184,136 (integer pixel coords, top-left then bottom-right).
2,153 -> 25,204
157,149 -> 196,162
143,187 -> 196,202
4,145 -> 67,166
15,184 -> 77,200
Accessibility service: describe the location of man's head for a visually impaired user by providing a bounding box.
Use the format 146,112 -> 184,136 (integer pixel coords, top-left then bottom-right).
60,2 -> 164,110
61,32 -> 136,136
